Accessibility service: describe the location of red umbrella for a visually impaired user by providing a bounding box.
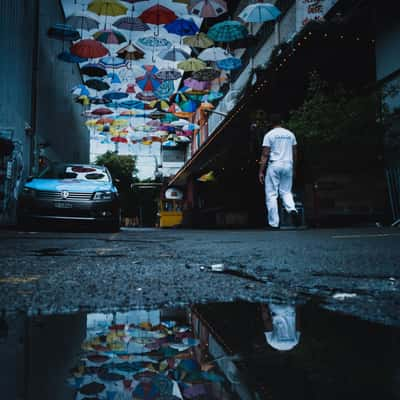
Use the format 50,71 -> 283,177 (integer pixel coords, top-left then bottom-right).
91,107 -> 113,115
70,39 -> 109,58
139,4 -> 177,25
111,136 -> 128,143
126,83 -> 136,94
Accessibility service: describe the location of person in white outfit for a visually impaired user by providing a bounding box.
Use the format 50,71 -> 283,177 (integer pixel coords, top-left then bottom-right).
258,114 -> 299,229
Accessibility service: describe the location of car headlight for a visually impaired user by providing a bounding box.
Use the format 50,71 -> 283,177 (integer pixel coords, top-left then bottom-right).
22,187 -> 36,197
93,191 -> 113,200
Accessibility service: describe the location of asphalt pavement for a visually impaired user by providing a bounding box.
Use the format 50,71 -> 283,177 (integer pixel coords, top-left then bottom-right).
0,226 -> 399,326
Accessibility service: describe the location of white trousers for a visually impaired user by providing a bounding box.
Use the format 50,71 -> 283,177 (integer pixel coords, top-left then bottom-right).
265,162 -> 296,227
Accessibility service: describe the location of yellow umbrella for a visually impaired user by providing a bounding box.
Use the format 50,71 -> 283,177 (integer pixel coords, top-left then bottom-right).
79,95 -> 91,106
177,57 -> 206,72
112,119 -> 128,127
88,0 -> 127,16
85,119 -> 98,127
183,32 -> 214,49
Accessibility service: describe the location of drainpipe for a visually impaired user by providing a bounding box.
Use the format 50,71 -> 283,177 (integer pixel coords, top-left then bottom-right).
30,0 -> 40,175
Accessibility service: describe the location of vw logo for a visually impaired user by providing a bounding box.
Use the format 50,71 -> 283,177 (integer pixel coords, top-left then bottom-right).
61,191 -> 69,199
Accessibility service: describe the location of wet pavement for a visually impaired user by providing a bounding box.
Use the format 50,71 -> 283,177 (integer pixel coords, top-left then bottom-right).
0,226 -> 399,327
1,301 -> 399,399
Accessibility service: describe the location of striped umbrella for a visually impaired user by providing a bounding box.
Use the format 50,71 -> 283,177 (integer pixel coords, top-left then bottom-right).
189,0 -> 227,18
198,46 -> 231,62
155,68 -> 182,81
113,16 -> 150,31
136,65 -> 161,92
177,57 -> 206,72
183,32 -> 214,49
192,67 -> 220,81
66,15 -> 100,31
93,29 -> 127,44
117,41 -> 145,60
158,47 -> 189,62
154,80 -> 175,99
99,56 -> 128,69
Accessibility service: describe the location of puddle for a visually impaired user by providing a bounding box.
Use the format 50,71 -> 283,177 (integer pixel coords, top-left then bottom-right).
1,302 -> 399,400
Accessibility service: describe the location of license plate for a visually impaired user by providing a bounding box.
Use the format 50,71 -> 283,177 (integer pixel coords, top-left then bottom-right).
54,202 -> 73,209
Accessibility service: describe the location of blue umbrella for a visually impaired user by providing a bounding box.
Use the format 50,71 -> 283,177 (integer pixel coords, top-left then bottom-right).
120,99 -> 147,109
71,84 -> 90,96
58,51 -> 88,63
136,65 -> 161,92
158,47 -> 190,62
99,56 -> 128,69
136,36 -> 172,50
217,57 -> 242,71
103,91 -> 129,101
180,99 -> 198,112
107,72 -> 121,84
48,24 -> 80,41
164,18 -> 199,37
207,21 -> 248,42
155,80 -> 175,99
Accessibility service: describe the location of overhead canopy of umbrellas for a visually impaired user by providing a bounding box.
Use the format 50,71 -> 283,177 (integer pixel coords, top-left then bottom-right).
58,0 -> 281,157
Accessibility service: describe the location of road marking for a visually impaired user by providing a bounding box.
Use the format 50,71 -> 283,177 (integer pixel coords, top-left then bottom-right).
332,233 -> 400,239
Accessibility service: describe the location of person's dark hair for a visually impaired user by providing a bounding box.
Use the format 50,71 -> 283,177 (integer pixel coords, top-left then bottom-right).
269,113 -> 282,126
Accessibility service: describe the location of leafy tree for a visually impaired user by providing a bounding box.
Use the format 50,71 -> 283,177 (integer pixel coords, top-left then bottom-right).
95,151 -> 137,190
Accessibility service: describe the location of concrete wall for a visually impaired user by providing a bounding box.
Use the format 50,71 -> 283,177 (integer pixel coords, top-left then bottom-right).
0,0 -> 89,225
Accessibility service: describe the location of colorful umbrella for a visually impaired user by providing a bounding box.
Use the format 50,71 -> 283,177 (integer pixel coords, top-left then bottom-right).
149,99 -> 170,111
119,99 -> 147,109
184,78 -> 211,92
117,41 -> 145,60
170,93 -> 188,104
96,117 -> 115,125
189,0 -> 227,18
107,71 -> 122,84
136,91 -> 158,101
99,56 -> 128,69
85,79 -> 110,91
113,16 -> 150,31
139,4 -> 177,25
91,107 -> 113,115
183,32 -> 214,48
88,0 -> 127,16
136,36 -> 172,50
165,18 -> 199,37
70,39 -> 109,58
198,46 -> 230,61
103,91 -> 129,100
71,84 -> 90,96
238,3 -> 281,23
192,67 -> 220,81
207,21 -> 248,42
158,47 -> 189,62
136,65 -> 161,92
217,57 -> 242,70
177,57 -> 206,72
47,24 -> 80,41
93,29 -> 127,44
81,63 -> 107,77
155,80 -> 175,99
155,68 -> 182,81
66,15 -> 100,31
58,51 -> 88,63
180,99 -> 198,112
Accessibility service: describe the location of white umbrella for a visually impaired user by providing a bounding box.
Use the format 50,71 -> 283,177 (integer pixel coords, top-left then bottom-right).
238,3 -> 281,23
198,46 -> 231,62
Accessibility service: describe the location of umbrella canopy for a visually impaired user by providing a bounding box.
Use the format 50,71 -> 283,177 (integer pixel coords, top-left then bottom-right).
88,0 -> 127,16
81,63 -> 107,77
207,20 -> 248,42
155,68 -> 182,81
202,90 -> 223,102
96,117 -> 114,124
103,91 -> 129,100
119,99 -> 147,109
99,55 -> 128,69
108,71 -> 122,84
120,109 -> 137,116
48,24 -> 80,41
183,32 -> 214,48
136,65 -> 161,92
155,80 -> 175,99
71,84 -> 90,96
117,41 -> 145,60
198,46 -> 230,62
90,96 -> 112,104
91,107 -> 113,115
217,56 -> 242,70
136,36 -> 172,50
139,4 -> 177,25
158,47 -> 189,62
184,78 -> 211,91
149,99 -> 170,111
189,0 -> 227,18
111,136 -> 128,143
165,18 -> 199,37
85,78 -> 110,91
93,29 -> 126,44
113,16 -> 150,31
192,67 -> 220,81
177,57 -> 206,72
136,91 -> 158,101
66,15 -> 100,31
238,3 -> 281,23
126,83 -> 136,93
58,51 -> 88,63
180,99 -> 198,112
71,39 -> 109,58
170,92 -> 188,104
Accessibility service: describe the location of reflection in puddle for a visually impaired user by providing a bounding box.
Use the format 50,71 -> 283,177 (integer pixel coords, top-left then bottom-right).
1,302 -> 399,399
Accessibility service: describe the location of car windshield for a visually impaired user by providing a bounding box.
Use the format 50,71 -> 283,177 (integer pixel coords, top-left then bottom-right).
39,164 -> 110,182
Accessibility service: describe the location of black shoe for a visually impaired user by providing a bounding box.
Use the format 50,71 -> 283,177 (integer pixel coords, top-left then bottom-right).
290,210 -> 301,227
265,225 -> 280,231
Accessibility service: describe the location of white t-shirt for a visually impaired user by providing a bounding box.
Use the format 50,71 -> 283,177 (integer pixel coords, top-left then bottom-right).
262,127 -> 297,163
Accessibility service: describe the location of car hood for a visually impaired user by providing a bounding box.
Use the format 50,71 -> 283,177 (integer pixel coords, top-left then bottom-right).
25,179 -> 115,193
